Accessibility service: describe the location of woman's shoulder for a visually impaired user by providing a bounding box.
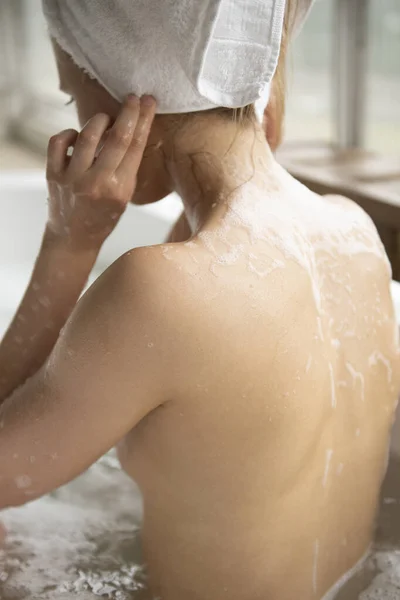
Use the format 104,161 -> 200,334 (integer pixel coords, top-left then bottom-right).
317,192 -> 379,233
105,244 -> 198,319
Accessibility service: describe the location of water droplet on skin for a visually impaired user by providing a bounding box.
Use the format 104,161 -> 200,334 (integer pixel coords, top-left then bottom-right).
30,456 -> 36,463
38,296 -> 51,308
161,247 -> 173,261
15,475 -> 32,489
209,262 -> 219,277
147,342 -> 154,348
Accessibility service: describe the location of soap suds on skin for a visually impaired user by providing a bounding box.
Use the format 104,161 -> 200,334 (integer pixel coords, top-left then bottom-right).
186,173 -> 389,355
345,362 -> 365,402
328,363 -> 337,409
322,449 -> 333,488
312,538 -> 319,595
368,351 -> 393,385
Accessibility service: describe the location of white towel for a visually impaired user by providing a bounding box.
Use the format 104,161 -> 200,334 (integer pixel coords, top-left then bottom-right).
42,0 -> 315,114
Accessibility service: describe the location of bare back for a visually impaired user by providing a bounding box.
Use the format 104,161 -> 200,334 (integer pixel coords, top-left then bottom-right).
118,169 -> 399,600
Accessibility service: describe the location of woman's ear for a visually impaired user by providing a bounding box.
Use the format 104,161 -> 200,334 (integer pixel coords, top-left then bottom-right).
262,83 -> 284,152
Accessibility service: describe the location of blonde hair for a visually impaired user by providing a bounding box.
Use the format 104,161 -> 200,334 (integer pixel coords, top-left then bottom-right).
220,0 -> 298,146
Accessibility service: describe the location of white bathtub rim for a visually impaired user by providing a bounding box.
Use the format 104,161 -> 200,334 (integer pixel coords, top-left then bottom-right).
0,169 -> 183,224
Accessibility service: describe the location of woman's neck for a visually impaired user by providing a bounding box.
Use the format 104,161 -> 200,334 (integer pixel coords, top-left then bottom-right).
163,114 -> 275,233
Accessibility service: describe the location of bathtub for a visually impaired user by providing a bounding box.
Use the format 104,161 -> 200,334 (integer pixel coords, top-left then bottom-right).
0,170 -> 399,599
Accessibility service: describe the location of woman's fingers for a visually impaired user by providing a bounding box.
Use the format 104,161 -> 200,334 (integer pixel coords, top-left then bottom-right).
115,96 -> 156,178
47,95 -> 156,190
47,129 -> 79,177
67,113 -> 112,177
93,95 -> 142,173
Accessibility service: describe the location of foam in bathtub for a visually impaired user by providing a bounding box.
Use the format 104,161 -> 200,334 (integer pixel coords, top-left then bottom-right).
359,551 -> 400,600
0,452 -> 145,599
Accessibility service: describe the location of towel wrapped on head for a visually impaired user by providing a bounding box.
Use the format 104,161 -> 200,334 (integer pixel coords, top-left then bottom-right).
42,0 -> 314,114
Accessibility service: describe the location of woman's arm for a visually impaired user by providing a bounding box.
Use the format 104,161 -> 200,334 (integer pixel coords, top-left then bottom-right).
0,249 -> 166,509
0,95 -> 156,405
0,231 -> 98,402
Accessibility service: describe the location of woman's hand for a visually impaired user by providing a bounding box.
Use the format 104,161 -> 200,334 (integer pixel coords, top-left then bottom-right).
46,95 -> 156,250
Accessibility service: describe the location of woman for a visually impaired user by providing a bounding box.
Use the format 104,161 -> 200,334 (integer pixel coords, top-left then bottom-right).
0,1 -> 399,598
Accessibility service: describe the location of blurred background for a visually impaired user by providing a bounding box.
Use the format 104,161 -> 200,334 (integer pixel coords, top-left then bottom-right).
0,0 -> 399,276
